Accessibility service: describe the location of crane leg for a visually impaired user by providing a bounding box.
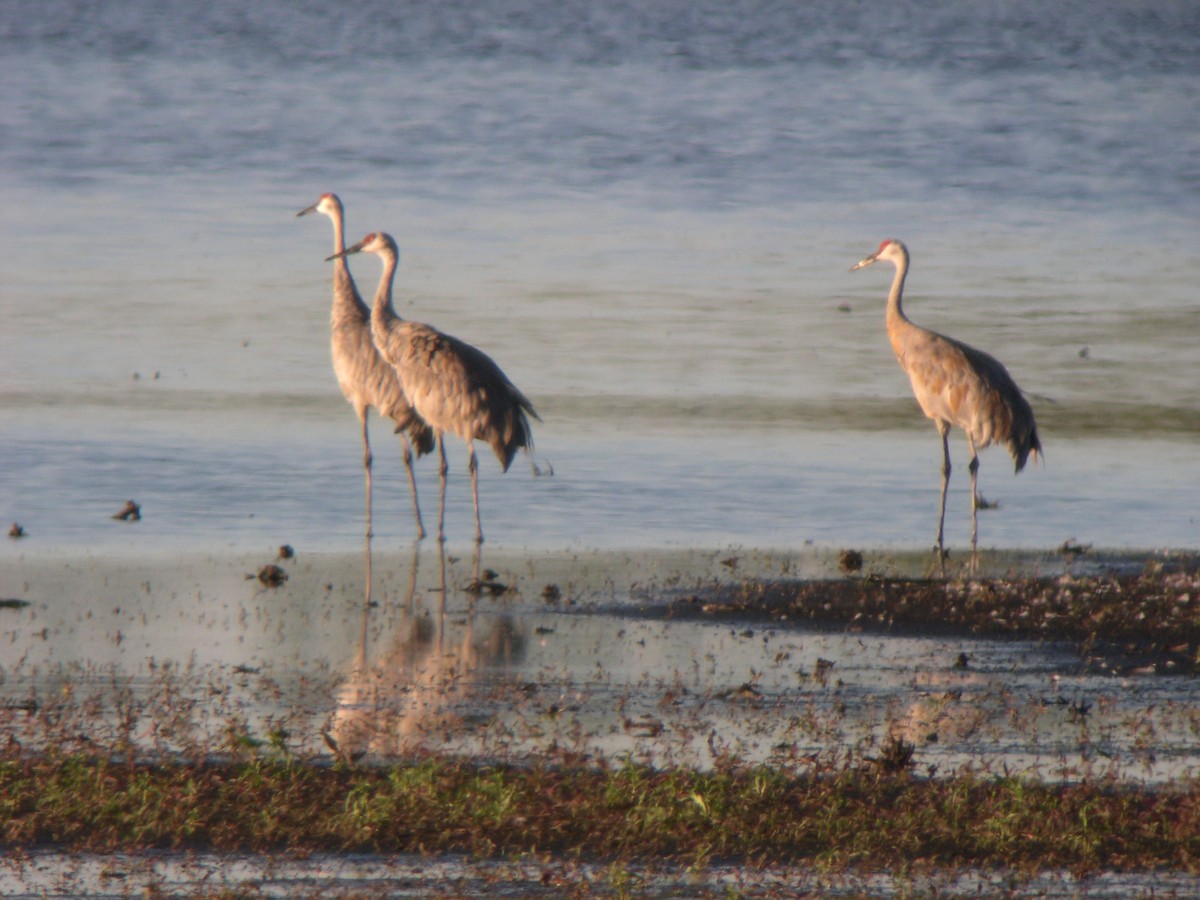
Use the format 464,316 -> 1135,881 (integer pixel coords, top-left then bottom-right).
361,413 -> 374,607
467,442 -> 483,545
436,434 -> 449,545
967,438 -> 981,568
399,433 -> 427,541
935,422 -> 952,561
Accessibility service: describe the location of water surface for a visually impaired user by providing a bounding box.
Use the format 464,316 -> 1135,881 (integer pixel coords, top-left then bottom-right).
1,0 -> 1197,558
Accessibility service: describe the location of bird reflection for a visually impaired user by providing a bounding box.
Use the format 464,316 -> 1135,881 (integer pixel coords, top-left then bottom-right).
327,541 -> 525,760
890,669 -> 990,751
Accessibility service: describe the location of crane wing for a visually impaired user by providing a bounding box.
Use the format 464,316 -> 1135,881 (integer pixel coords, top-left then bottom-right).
896,327 -> 1040,469
377,321 -> 538,470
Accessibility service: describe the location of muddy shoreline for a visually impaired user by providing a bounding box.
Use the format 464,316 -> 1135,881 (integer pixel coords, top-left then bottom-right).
654,558 -> 1200,675
2,546 -> 1199,896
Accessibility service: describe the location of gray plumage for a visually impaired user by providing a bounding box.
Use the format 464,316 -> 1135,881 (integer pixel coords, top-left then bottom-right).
851,239 -> 1042,560
298,194 -> 433,542
329,231 -> 538,545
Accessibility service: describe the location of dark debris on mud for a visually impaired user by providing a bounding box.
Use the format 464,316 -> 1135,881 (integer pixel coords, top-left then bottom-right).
666,561 -> 1200,676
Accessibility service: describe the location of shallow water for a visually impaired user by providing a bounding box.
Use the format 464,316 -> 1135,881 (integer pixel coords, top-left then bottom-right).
6,850 -> 1200,899
3,546 -> 1197,784
5,846 -> 1200,896
1,0 -> 1198,559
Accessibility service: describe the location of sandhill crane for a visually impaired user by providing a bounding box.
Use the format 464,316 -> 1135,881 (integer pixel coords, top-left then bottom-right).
297,194 -> 433,548
850,239 -> 1041,561
328,232 -> 539,546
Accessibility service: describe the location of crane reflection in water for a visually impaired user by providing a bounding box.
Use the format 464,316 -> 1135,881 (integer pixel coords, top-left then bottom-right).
326,543 -> 527,760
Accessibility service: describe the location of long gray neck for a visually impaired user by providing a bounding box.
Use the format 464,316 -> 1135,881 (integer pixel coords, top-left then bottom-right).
370,248 -> 401,331
885,250 -> 910,327
329,207 -> 368,319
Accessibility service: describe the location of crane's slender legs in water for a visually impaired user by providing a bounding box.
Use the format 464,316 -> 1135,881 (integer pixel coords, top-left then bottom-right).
362,416 -> 426,608
935,421 -> 952,562
967,437 -> 981,568
398,434 -> 427,540
361,415 -> 374,607
431,436 -> 486,548
430,435 -> 486,549
436,435 -> 449,545
466,442 -> 483,546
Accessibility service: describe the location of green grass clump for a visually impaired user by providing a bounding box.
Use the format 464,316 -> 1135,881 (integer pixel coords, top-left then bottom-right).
2,753 -> 1199,875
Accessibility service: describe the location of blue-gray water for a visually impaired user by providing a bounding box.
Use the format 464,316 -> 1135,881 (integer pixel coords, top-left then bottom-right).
2,0 -> 1198,557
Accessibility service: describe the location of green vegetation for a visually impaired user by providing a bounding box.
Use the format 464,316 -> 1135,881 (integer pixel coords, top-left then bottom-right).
1,751 -> 1199,874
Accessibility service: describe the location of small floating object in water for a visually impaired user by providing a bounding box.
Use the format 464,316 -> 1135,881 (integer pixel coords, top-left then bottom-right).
954,652 -> 970,669
1060,539 -> 1091,557
467,576 -> 509,596
0,598 -> 31,609
974,493 -> 999,510
112,500 -> 141,521
541,584 -> 561,603
838,548 -> 863,574
8,523 -> 26,539
278,544 -> 295,560
252,565 -> 288,588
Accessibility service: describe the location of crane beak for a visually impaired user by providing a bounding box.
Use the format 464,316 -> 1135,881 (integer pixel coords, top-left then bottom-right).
296,203 -> 318,218
326,240 -> 365,262
849,253 -> 877,272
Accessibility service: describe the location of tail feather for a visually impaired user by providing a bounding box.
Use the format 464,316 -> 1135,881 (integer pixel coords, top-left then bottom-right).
488,386 -> 538,472
1011,423 -> 1043,473
393,416 -> 435,457
408,419 -> 436,457
493,405 -> 535,472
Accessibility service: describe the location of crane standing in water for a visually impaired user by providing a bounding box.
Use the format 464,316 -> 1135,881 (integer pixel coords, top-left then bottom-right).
850,239 -> 1041,561
328,232 -> 538,546
298,194 -> 433,543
